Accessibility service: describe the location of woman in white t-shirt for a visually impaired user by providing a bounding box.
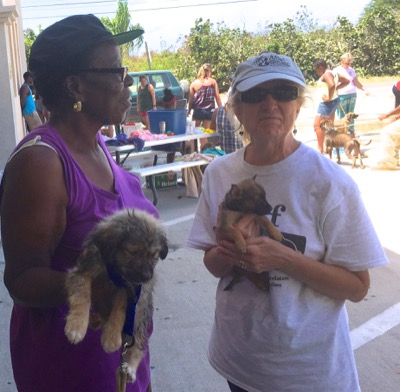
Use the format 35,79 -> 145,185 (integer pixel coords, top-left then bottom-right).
334,52 -> 370,134
186,53 -> 388,392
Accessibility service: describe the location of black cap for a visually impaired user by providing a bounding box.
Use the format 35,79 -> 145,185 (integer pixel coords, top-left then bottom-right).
29,14 -> 144,76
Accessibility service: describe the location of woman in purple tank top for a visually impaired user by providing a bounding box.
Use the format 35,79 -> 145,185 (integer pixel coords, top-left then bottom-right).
0,15 -> 156,392
187,63 -> 223,151
188,63 -> 223,130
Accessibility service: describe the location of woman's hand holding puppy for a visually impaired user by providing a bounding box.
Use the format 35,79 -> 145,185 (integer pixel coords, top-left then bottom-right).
214,213 -> 370,302
217,235 -> 290,274
205,212 -> 260,278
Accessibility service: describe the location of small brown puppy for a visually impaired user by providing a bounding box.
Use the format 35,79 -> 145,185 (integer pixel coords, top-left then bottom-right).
217,176 -> 283,291
323,128 -> 371,168
64,209 -> 168,387
334,112 -> 359,133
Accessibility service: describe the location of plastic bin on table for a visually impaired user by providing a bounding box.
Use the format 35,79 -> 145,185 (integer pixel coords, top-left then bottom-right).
148,109 -> 186,135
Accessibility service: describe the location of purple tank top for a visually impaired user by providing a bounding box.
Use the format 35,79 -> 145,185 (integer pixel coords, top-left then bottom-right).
6,124 -> 158,391
192,84 -> 216,110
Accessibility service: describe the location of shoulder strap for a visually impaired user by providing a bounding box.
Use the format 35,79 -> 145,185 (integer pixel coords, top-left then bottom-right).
7,135 -> 58,164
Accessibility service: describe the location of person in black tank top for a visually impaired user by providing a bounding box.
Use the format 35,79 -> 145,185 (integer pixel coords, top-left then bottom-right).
137,74 -> 156,130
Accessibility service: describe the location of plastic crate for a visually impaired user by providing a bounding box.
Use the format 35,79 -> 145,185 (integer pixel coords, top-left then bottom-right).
148,109 -> 186,134
146,172 -> 177,189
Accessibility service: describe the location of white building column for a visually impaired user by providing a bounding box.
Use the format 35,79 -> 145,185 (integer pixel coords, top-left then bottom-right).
0,0 -> 26,170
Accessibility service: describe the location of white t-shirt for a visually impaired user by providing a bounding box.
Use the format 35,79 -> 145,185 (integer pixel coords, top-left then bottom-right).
186,144 -> 388,392
334,65 -> 357,95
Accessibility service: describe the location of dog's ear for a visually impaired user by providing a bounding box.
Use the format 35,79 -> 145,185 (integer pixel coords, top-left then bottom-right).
75,242 -> 104,273
230,184 -> 243,197
158,234 -> 169,260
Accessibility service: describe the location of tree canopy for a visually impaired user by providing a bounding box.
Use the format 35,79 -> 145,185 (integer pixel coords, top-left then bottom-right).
24,4 -> 400,91
365,0 -> 400,12
23,0 -> 143,64
168,4 -> 400,89
100,0 -> 144,60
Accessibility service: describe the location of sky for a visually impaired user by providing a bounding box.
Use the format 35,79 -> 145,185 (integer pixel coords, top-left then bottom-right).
20,0 -> 372,54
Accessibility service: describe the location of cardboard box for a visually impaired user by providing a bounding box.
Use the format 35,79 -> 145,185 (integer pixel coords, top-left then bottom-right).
148,109 -> 186,134
146,171 -> 178,189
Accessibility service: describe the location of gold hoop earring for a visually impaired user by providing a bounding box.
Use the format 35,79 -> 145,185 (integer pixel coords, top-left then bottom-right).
73,101 -> 82,112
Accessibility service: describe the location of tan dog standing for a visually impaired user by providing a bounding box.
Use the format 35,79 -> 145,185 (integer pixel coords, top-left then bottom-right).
334,112 -> 359,133
322,126 -> 371,168
321,112 -> 359,134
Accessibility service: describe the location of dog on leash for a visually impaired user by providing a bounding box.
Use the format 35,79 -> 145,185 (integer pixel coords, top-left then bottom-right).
334,112 -> 359,133
322,125 -> 371,168
217,176 -> 284,291
64,209 -> 168,387
322,112 -> 359,134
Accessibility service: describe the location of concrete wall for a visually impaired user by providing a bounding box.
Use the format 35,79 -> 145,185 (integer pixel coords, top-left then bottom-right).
0,0 -> 26,170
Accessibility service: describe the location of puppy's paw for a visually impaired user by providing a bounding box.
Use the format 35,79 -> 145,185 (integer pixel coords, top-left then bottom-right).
239,246 -> 247,254
125,365 -> 137,384
116,363 -> 137,385
64,316 -> 88,344
233,237 -> 247,253
101,330 -> 122,353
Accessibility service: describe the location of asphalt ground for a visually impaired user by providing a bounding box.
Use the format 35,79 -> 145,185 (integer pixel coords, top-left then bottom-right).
1,80 -> 400,391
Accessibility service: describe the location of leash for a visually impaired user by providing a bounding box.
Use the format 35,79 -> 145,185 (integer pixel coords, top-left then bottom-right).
116,285 -> 142,392
106,263 -> 142,338
123,286 -> 142,338
339,101 -> 347,115
107,263 -> 142,392
117,287 -> 142,392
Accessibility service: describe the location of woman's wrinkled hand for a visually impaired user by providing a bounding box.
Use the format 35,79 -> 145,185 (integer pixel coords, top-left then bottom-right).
217,235 -> 290,274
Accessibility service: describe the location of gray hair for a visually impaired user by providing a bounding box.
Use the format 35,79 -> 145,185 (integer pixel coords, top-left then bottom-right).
227,86 -> 309,144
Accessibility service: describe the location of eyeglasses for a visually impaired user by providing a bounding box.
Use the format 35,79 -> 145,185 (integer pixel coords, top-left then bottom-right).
240,85 -> 299,104
77,66 -> 129,82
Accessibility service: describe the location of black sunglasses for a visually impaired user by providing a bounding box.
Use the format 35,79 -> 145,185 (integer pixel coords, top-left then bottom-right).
77,66 -> 129,82
240,85 -> 299,104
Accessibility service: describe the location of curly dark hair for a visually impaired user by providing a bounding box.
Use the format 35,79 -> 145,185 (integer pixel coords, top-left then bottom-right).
313,59 -> 328,69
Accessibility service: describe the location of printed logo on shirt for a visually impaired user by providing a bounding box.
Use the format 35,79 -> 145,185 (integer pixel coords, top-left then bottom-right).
262,203 -> 307,254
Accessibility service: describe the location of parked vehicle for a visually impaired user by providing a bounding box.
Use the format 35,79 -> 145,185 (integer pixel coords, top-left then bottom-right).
125,70 -> 188,123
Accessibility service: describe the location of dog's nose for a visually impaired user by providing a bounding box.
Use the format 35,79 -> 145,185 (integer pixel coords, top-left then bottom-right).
140,268 -> 154,283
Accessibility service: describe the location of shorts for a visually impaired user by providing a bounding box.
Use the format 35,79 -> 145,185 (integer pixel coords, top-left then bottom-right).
316,97 -> 340,117
138,111 -> 148,117
193,108 -> 213,121
23,111 -> 42,132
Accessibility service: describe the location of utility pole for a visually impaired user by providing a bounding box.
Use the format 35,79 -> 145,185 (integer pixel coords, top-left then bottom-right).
145,42 -> 152,70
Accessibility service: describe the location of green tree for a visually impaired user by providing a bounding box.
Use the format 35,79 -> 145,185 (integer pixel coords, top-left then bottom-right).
260,7 -> 324,82
365,0 -> 400,12
23,28 -> 39,64
176,18 -> 257,91
356,6 -> 400,75
127,5 -> 400,83
100,0 -> 144,61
